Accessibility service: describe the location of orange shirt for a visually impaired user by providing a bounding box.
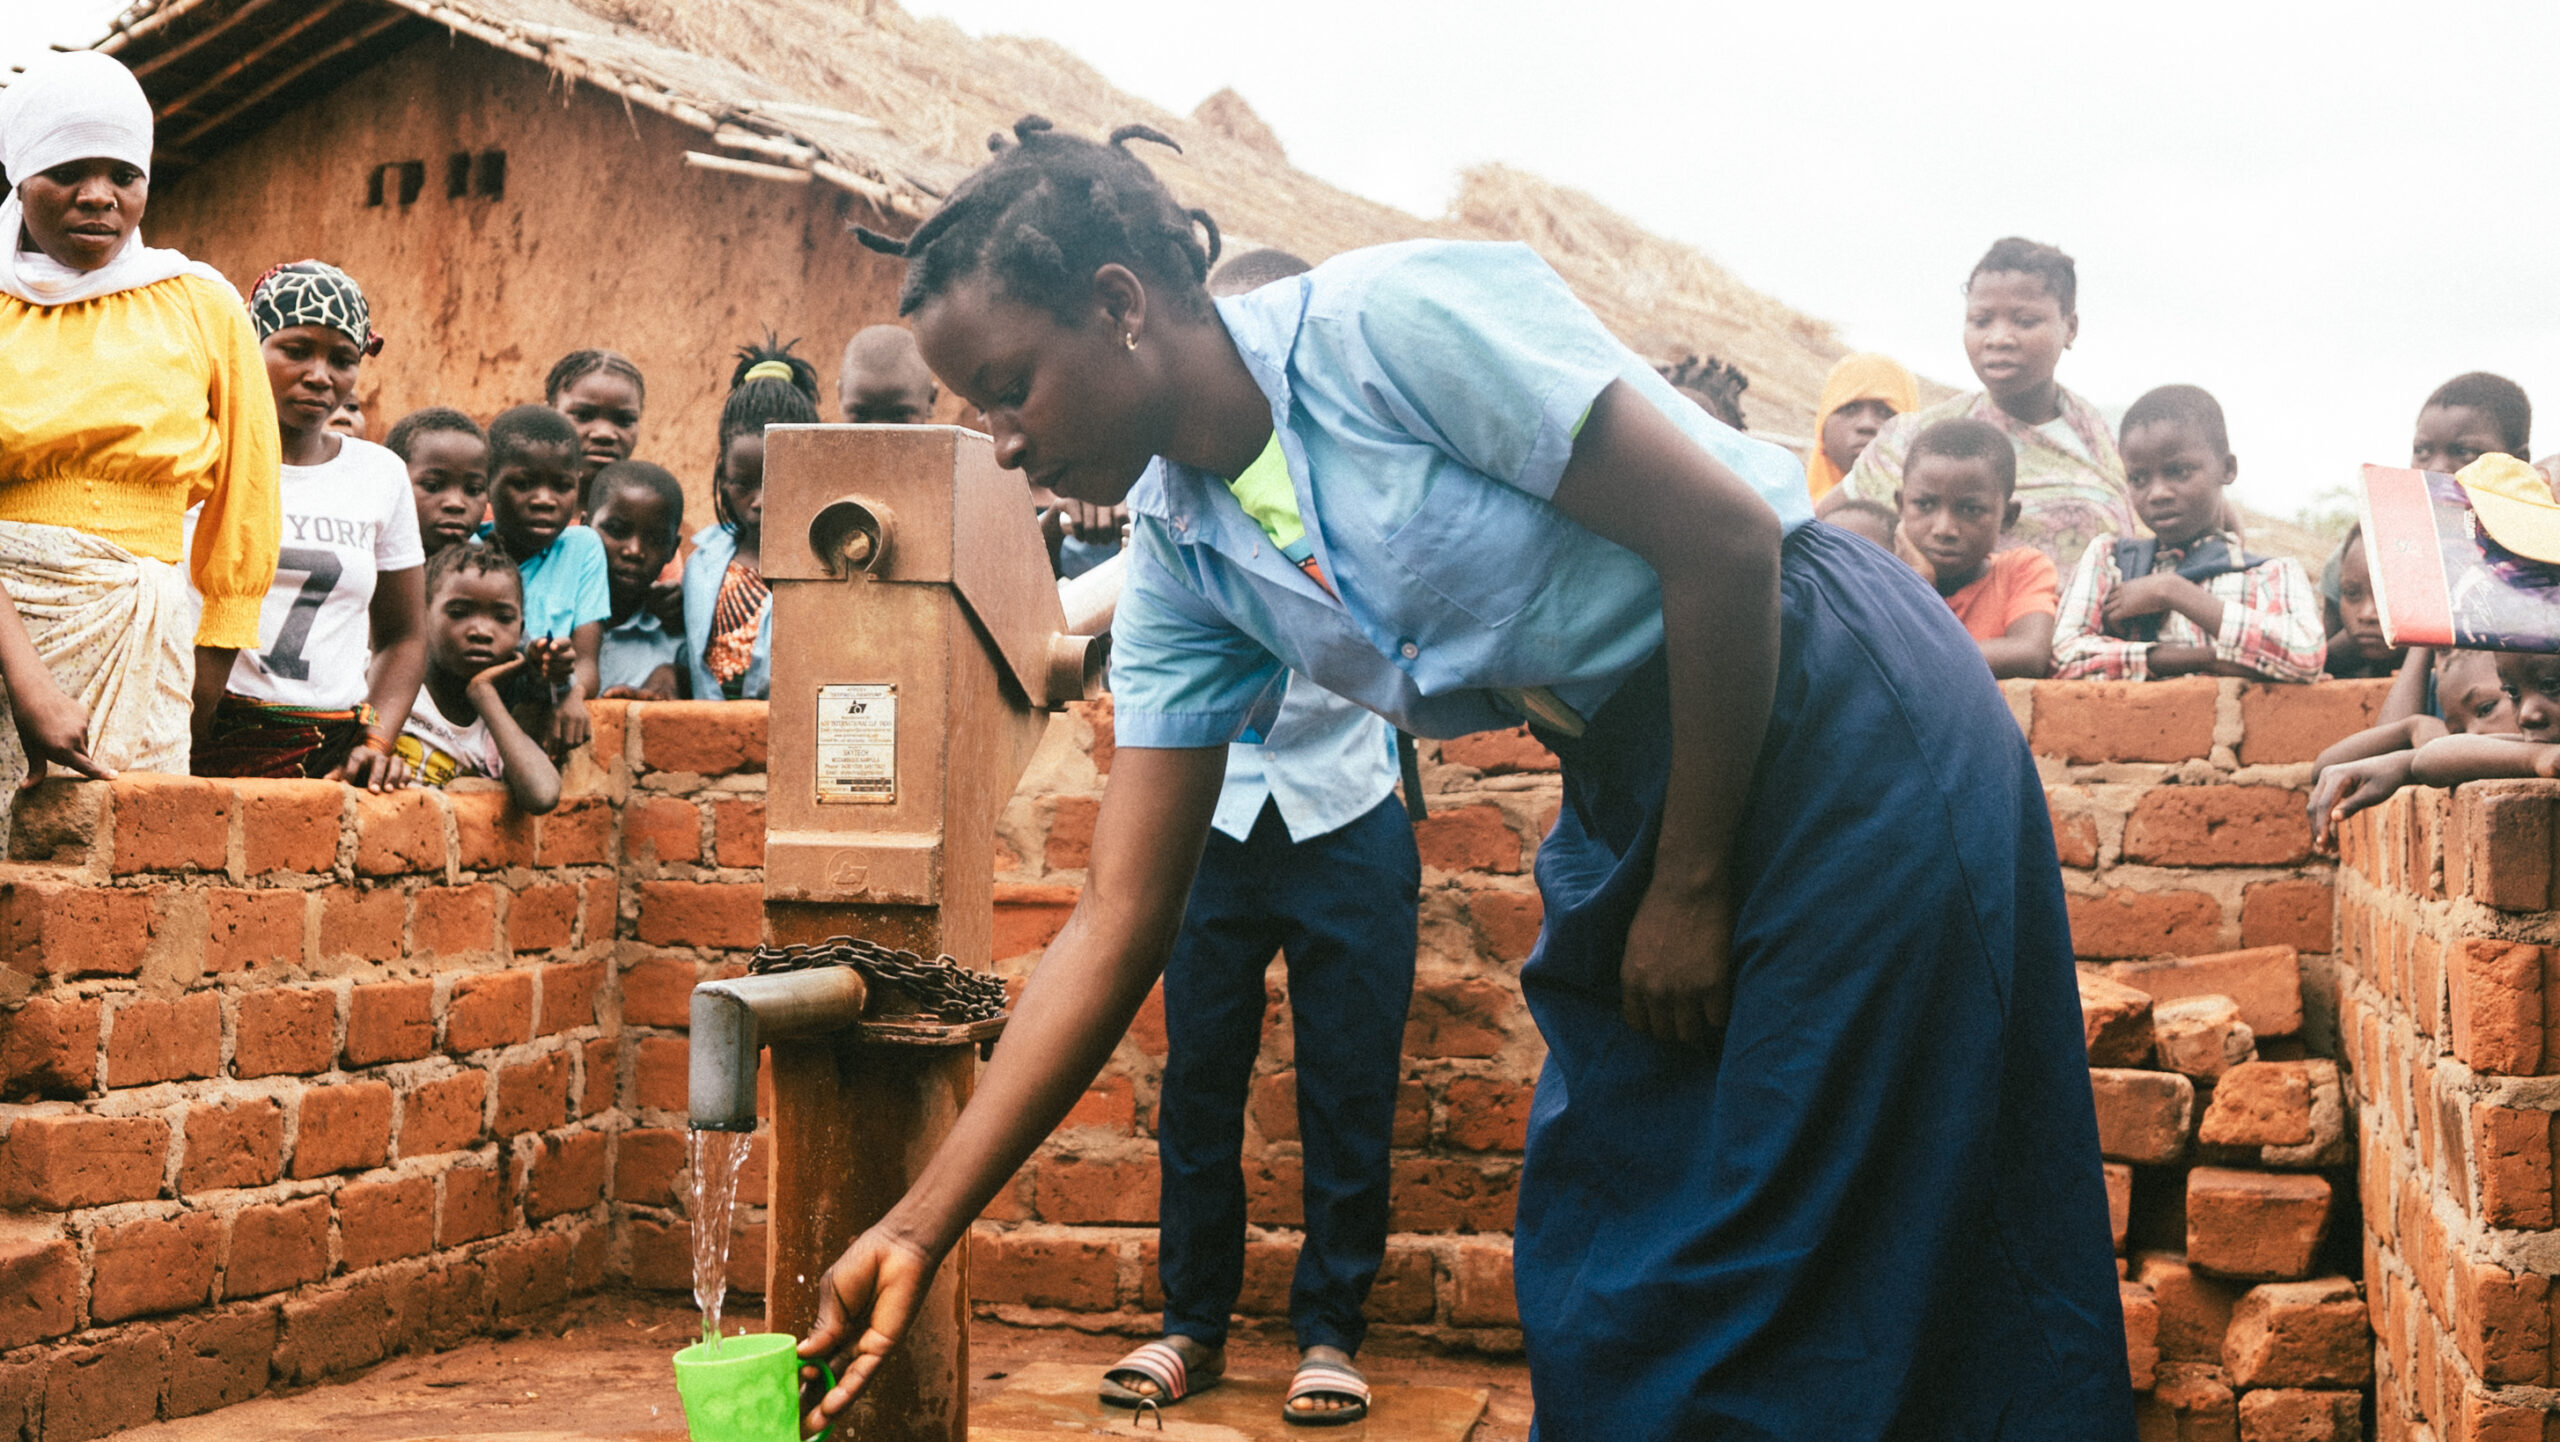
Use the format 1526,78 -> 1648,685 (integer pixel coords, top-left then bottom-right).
1943,546 -> 2059,641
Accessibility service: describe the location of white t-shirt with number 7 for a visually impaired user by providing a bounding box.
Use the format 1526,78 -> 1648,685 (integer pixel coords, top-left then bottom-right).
188,436 -> 427,710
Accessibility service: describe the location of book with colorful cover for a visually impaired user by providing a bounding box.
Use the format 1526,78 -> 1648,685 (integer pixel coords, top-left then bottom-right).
2362,462 -> 2560,653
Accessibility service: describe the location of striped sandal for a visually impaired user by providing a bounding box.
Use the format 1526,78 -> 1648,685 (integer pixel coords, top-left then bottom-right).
1284,1356 -> 1370,1427
1099,1338 -> 1220,1409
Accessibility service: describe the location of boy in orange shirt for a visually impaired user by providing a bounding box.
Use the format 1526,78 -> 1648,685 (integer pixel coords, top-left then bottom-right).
1896,417 -> 2057,677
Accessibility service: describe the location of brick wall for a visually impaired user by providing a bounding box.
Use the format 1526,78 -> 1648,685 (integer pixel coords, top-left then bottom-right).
0,678 -> 2398,1438
2337,777 -> 2560,1440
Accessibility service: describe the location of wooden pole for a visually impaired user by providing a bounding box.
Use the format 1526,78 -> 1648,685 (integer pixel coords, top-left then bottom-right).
171,10 -> 407,149
155,0 -> 346,124
97,0 -> 225,57
682,150 -> 814,185
130,0 -> 286,79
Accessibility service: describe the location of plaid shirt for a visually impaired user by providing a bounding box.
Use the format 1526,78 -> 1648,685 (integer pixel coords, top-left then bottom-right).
2051,534 -> 2327,682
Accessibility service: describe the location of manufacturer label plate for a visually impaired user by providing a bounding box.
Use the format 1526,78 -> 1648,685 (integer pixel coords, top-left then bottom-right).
815,683 -> 896,803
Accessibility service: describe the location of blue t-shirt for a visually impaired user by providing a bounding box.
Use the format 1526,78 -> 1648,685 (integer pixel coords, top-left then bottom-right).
599,607 -> 682,692
512,525 -> 612,644
1111,240 -> 1813,749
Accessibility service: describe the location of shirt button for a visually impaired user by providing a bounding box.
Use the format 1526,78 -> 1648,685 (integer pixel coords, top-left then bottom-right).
1399,641 -> 1420,659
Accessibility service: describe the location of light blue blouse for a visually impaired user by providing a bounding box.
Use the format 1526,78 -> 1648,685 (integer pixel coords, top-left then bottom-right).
1211,674 -> 1398,843
1110,240 -> 1813,749
679,522 -> 770,701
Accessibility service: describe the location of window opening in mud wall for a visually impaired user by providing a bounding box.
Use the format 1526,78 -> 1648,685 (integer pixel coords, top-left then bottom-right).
367,160 -> 426,207
444,150 -> 507,200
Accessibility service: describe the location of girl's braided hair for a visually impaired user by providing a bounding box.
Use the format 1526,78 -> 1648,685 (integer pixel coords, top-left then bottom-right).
854,116 -> 1222,324
544,348 -> 647,406
714,332 -> 822,531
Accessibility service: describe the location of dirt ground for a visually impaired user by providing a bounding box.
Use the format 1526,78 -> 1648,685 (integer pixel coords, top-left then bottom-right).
106,1291 -> 1534,1441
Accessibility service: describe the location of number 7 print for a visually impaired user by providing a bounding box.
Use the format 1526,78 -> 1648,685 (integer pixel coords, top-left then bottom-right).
261,546 -> 342,681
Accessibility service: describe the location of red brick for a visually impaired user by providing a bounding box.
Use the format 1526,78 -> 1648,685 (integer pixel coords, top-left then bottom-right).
1404,977 -> 1517,1059
1250,1070 -> 1299,1144
2053,808 -> 2100,870
1043,796 -> 1099,871
2455,782 -> 2557,910
451,789 -> 533,869
2030,678 -> 2217,763
2241,881 -> 2335,954
485,1230 -> 573,1319
587,697 -> 629,767
631,1033 -> 688,1112
614,1128 -> 686,1204
2475,1104 -> 2556,1229
0,879 -> 160,976
1071,693 -> 1114,774
1440,726 -> 1559,775
112,772 -> 232,873
712,797 -> 766,868
579,1036 -> 617,1117
629,1216 -> 689,1290
2123,1280 -> 2161,1390
353,786 -> 446,876
637,700 -> 766,775
621,954 -> 700,1028
317,885 -> 405,963
2138,1362 -> 2237,1440
223,1196 -> 329,1298
1389,1157 -> 1518,1232
2235,1388 -> 2363,1442
0,1236 -> 76,1348
42,1327 -> 170,1437
2201,1061 -> 2316,1148
505,882 -> 577,954
2154,994 -> 2256,1080
534,796 -> 611,867
398,1070 -> 487,1157
1060,1073 -> 1134,1132
582,876 -> 615,947
333,1177 -> 433,1272
2067,889 -> 2224,960
2450,939 -> 2554,1075
344,981 -> 434,1065
234,986 -> 336,1077
2452,1261 -> 2550,1385
538,960 -> 605,1035
180,1098 -> 284,1192
1365,1245 -> 1436,1324
634,881 -> 763,949
2079,969 -> 2157,1067
1040,1157 -> 1159,1225
971,1228 -> 1117,1310
2188,1168 -> 2330,1281
291,1080 -> 392,1177
446,969 -> 534,1053
2089,1067 -> 2194,1165
204,889 -> 305,972
1444,1075 -> 1532,1151
0,992 -> 98,1099
411,884 -> 496,957
91,1211 -> 219,1319
622,796 -> 700,865
2106,1163 -> 2132,1252
1415,804 -> 1523,874
522,1129 -> 607,1219
497,1050 -> 571,1135
2109,947 -> 2305,1040
2123,787 -> 2313,867
275,1279 -> 390,1383
2224,1276 -> 2377,1388
1469,890 -> 1545,963
993,883 -> 1077,960
165,1306 -> 278,1417
2237,680 -> 2389,765
1451,1240 -> 1520,1326
1395,1080 -> 1430,1147
0,1112 -> 168,1207
7,775 -> 101,862
237,778 -> 344,874
438,1165 -> 505,1245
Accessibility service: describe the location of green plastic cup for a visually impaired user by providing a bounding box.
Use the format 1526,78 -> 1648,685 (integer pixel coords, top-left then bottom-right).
671,1331 -> 833,1441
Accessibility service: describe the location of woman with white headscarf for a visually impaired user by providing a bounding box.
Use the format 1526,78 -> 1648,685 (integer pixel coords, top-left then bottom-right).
0,50 -> 279,822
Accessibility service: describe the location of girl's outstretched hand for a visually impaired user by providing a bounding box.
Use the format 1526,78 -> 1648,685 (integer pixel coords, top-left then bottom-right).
1619,872 -> 1736,1047
11,673 -> 111,782
798,1228 -> 938,1432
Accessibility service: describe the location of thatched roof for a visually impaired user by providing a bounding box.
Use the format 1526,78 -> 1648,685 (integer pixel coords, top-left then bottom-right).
68,0 -> 1866,437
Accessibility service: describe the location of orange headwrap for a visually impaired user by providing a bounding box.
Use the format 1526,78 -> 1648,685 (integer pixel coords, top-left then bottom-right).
1806,353 -> 1919,500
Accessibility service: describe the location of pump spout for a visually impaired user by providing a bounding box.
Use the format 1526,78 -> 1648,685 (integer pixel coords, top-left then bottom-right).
687,968 -> 869,1131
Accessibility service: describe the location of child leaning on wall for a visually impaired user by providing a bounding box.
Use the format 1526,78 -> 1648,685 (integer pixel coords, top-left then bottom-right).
2376,372 -> 2535,714
589,461 -> 685,700
2308,647 -> 2518,847
682,338 -> 820,703
396,541 -> 559,814
2050,385 -> 2325,682
481,405 -> 605,750
1895,416 -> 2057,679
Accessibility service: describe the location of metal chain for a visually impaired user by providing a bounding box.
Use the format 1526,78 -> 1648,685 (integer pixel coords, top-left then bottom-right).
746,934 -> 1009,1024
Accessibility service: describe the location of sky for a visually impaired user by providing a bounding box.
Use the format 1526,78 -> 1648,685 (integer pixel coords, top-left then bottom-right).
17,0 -> 2560,522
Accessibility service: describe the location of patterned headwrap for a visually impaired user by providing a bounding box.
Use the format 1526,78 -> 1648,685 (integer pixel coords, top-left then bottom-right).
248,260 -> 382,354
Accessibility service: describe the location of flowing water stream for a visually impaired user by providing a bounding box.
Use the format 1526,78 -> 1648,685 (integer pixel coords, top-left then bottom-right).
688,1128 -> 754,1351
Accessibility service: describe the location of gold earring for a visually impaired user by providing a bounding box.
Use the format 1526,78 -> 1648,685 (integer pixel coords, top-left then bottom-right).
1123,331 -> 1138,351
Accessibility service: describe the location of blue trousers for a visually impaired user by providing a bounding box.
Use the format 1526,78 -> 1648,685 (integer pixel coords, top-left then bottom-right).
1156,794 -> 1419,1354
1516,524 -> 2135,1441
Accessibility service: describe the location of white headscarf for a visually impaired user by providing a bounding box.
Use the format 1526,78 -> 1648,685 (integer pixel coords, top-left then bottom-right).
0,50 -> 228,307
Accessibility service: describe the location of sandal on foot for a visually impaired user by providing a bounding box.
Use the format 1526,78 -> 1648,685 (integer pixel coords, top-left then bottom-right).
1284,1357 -> 1371,1427
1100,1339 -> 1219,1409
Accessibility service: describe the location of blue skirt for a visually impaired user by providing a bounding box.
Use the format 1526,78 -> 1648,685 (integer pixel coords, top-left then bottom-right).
1515,524 -> 2134,1441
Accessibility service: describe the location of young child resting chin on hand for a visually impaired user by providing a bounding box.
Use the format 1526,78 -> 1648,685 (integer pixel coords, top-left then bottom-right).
2050,385 -> 2325,682
2310,649 -> 2545,848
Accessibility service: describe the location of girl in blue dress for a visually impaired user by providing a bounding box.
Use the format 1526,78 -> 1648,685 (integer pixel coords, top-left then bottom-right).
797,118 -> 2133,1442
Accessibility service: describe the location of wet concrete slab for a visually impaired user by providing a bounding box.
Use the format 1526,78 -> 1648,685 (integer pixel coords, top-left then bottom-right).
972,1361 -> 1486,1441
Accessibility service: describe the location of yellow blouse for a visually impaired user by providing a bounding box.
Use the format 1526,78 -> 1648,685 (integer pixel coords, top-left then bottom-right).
0,274 -> 280,648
